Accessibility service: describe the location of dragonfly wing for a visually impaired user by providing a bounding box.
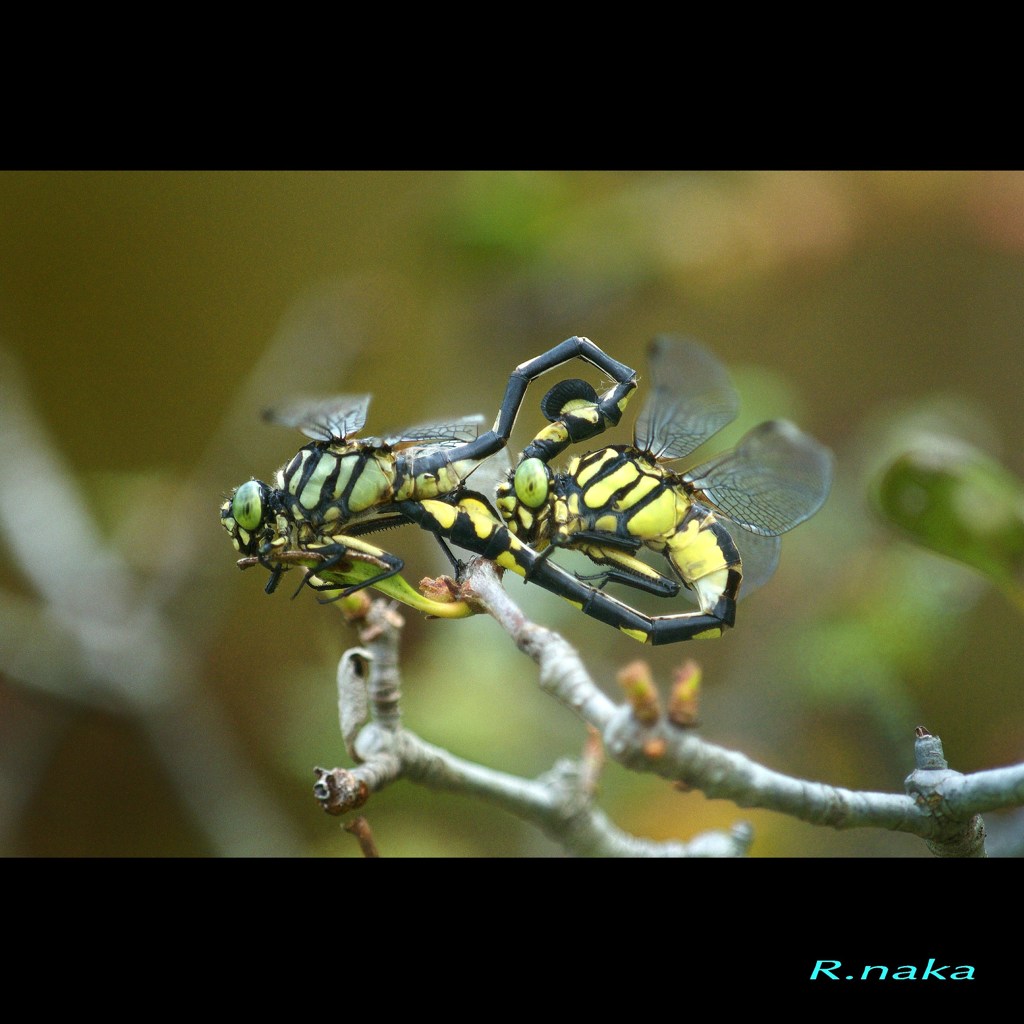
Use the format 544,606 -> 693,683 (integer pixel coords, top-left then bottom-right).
684,420 -> 834,536
633,336 -> 740,461
385,414 -> 485,448
262,394 -> 372,442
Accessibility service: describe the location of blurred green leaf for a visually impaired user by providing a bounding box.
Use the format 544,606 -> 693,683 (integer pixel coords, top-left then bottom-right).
873,435 -> 1024,608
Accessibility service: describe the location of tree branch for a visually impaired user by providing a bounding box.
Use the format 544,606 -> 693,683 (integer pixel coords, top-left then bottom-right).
459,558 -> 1015,855
314,594 -> 750,857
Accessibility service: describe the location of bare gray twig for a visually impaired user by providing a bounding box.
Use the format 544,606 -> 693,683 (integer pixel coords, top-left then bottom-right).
317,592 -> 749,857
460,558 -> 1014,855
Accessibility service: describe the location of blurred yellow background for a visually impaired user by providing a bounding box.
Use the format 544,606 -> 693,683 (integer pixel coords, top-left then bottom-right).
1,170 -> 1021,856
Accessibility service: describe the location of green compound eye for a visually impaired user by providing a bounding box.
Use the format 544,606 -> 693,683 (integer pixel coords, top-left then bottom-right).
514,458 -> 550,509
232,480 -> 265,532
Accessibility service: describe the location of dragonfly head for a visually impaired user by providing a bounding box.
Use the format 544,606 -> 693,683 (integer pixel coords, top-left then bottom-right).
495,457 -> 554,546
221,478 -> 274,555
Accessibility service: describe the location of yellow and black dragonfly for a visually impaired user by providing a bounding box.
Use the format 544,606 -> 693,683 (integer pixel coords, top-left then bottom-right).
221,336 -> 639,603
398,336 -> 834,644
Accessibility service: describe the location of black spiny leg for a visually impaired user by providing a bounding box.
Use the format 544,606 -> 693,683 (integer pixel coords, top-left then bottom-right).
289,540 -> 407,603
549,528 -> 682,598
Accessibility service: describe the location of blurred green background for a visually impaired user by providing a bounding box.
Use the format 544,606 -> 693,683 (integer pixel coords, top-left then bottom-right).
1,170 -> 1022,857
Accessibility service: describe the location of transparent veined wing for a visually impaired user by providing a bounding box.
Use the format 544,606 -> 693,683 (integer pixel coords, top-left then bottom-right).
262,397 -> 483,450
728,527 -> 782,599
382,414 -> 484,449
683,419 -> 834,537
633,336 -> 740,461
261,394 -> 372,442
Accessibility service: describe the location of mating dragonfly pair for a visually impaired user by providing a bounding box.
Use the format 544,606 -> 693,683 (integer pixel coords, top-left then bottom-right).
220,336 -> 834,645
